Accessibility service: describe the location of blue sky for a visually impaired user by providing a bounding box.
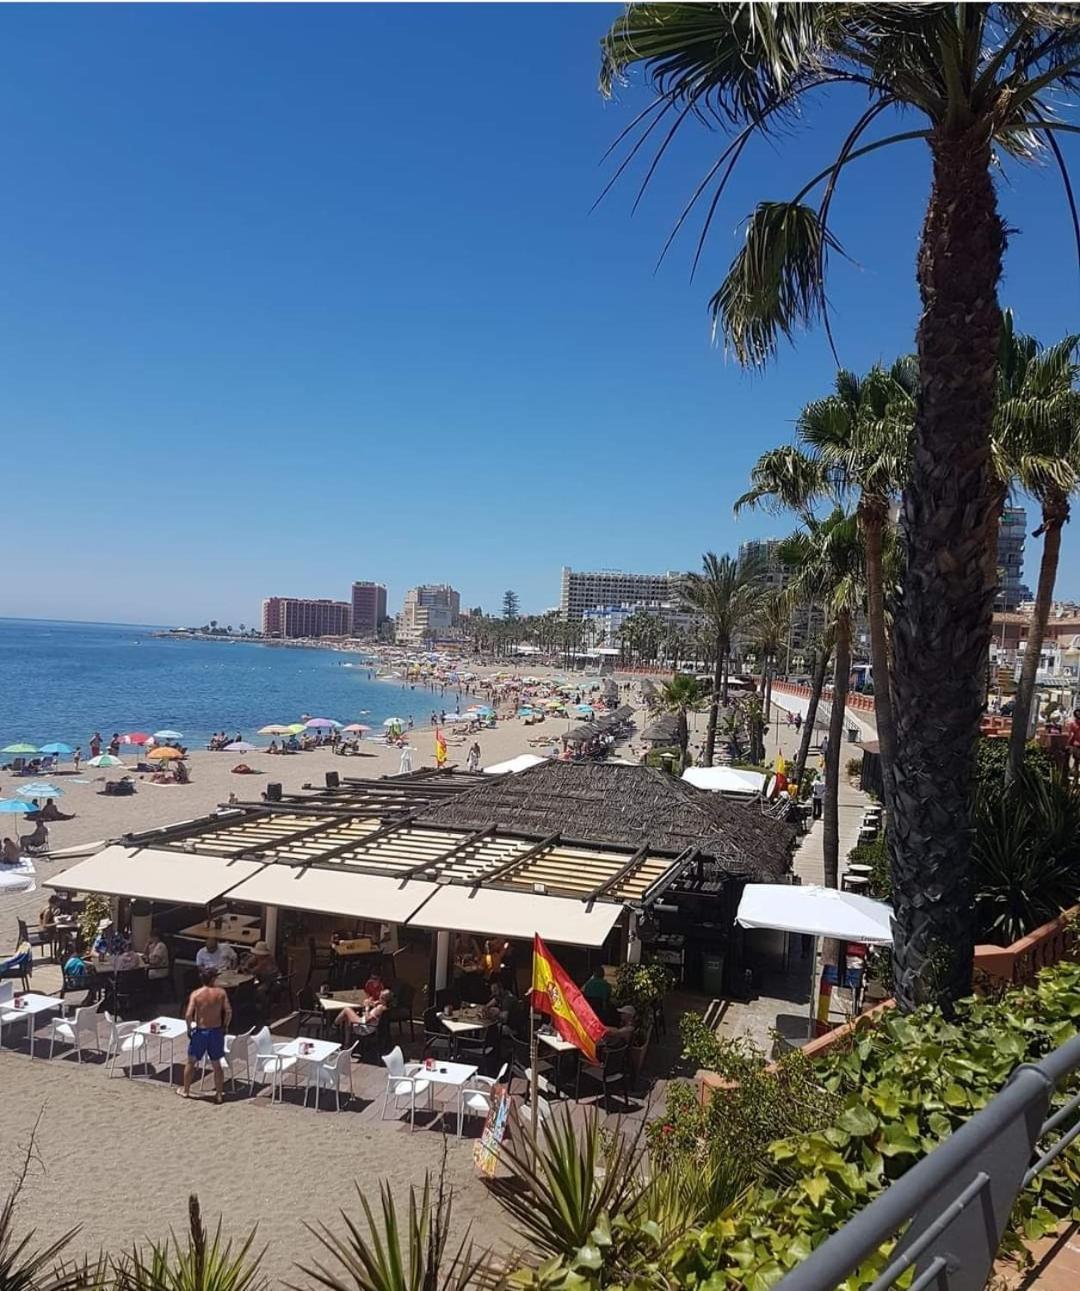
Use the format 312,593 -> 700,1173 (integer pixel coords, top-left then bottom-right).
2,3 -> 1077,626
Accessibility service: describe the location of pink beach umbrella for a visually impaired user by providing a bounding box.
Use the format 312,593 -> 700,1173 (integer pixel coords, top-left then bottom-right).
342,723 -> 371,733
304,718 -> 341,730
121,732 -> 151,745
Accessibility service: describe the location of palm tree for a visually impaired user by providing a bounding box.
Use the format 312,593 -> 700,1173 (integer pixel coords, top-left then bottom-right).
656,672 -> 707,765
749,590 -> 791,765
793,627 -> 834,788
598,3 -> 1080,1011
781,511 -> 865,888
679,552 -> 766,766
1004,335 -> 1080,780
737,359 -> 916,835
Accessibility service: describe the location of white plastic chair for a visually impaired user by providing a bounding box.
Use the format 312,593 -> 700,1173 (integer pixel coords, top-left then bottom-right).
304,1042 -> 355,1111
461,1061 -> 509,1124
380,1045 -> 432,1129
104,1015 -> 147,1078
0,982 -> 13,1007
252,1025 -> 296,1103
198,1027 -> 255,1093
47,1005 -> 101,1062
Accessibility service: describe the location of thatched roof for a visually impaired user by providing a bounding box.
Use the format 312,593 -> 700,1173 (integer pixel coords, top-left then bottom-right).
641,713 -> 680,744
420,761 -> 794,882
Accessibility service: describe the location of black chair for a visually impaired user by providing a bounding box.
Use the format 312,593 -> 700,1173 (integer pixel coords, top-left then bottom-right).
103,969 -> 146,1019
509,1034 -> 553,1098
295,985 -> 327,1038
576,1039 -> 630,1111
357,1009 -> 391,1064
17,918 -> 52,961
454,1024 -> 499,1075
422,1007 -> 453,1061
388,982 -> 416,1041
60,969 -> 100,1006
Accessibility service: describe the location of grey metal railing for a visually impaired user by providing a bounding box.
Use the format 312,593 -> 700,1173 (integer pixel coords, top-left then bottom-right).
777,1032 -> 1080,1291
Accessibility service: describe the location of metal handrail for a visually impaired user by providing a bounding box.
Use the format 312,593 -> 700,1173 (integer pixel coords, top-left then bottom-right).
777,1032 -> 1080,1291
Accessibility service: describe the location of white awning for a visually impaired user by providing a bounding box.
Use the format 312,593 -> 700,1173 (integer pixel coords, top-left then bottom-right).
224,865 -> 438,925
409,884 -> 624,948
45,845 -> 265,906
483,753 -> 549,776
682,766 -> 765,794
735,883 -> 893,945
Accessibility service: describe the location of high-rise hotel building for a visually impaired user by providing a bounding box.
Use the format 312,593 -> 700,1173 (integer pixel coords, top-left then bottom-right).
261,596 -> 352,638
559,567 -> 683,619
350,581 -> 387,635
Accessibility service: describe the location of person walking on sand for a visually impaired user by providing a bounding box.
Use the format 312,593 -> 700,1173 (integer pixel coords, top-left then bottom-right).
72,746 -> 81,773
89,732 -> 102,759
181,967 -> 232,1103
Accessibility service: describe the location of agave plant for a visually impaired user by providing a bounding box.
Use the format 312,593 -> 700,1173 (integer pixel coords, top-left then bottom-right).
0,1181 -> 92,1291
297,1173 -> 479,1291
113,1197 -> 265,1291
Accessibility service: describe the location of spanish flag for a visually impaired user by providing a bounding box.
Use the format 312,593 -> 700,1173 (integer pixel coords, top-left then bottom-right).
530,934 -> 607,1063
434,729 -> 447,766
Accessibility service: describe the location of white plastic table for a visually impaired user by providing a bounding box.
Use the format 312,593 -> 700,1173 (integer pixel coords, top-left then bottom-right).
135,1017 -> 189,1082
438,1014 -> 488,1035
538,1032 -> 578,1053
0,993 -> 63,1058
276,1037 -> 340,1063
420,1060 -> 479,1137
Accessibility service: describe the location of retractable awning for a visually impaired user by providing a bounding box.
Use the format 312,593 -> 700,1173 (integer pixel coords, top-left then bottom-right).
45,845 -> 264,906
224,865 -> 438,925
409,884 -> 624,948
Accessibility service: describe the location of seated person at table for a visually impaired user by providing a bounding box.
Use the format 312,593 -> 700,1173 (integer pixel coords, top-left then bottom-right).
582,967 -> 612,1014
335,988 -> 391,1037
196,935 -> 237,973
38,895 -> 61,929
93,918 -> 128,959
362,970 -> 385,1000
114,944 -> 142,972
241,939 -> 279,979
145,931 -> 170,981
63,947 -> 100,1001
482,982 -> 512,1026
181,968 -> 233,1104
1,837 -> 19,863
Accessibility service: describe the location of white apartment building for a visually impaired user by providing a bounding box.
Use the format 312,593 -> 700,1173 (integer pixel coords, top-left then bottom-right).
560,567 -> 683,619
396,583 -> 461,645
582,601 -> 698,648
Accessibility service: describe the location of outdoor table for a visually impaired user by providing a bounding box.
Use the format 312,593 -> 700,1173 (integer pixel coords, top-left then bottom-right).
0,992 -> 63,1058
277,1036 -> 341,1062
178,923 -> 262,947
845,863 -> 873,875
215,971 -> 255,991
317,989 -> 372,1012
135,1016 -> 188,1082
438,1011 -> 488,1034
418,1059 -> 479,1137
539,1030 -> 580,1097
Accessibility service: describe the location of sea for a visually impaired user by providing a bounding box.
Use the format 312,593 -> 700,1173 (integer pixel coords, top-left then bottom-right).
0,618 -> 438,749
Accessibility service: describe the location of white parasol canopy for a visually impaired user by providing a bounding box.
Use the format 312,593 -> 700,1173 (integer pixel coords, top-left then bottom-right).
682,766 -> 765,794
483,753 -> 549,775
735,883 -> 893,945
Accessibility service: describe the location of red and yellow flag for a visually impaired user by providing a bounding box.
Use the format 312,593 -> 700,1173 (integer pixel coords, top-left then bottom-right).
434,729 -> 447,766
530,934 -> 607,1063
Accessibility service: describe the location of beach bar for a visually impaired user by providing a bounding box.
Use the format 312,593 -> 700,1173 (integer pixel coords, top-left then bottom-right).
45,763 -> 796,1013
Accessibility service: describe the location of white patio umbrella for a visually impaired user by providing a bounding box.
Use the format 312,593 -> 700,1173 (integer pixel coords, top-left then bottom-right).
735,883 -> 893,1036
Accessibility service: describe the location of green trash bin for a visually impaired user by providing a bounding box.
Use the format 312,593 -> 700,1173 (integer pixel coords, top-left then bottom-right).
701,952 -> 726,996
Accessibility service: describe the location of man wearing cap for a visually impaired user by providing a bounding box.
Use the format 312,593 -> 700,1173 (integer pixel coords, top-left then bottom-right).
196,935 -> 237,974
241,940 -> 280,1017
181,968 -> 232,1104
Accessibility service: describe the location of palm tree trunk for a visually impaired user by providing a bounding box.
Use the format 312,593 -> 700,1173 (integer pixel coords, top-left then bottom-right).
889,126 -> 1005,1012
794,638 -> 833,786
703,638 -> 723,765
720,645 -> 730,704
861,506 -> 898,840
822,611 -> 852,889
1007,494 -> 1068,784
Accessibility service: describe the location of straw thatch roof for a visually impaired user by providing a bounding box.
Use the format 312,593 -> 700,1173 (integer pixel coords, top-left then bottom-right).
420,760 -> 794,882
641,713 -> 680,744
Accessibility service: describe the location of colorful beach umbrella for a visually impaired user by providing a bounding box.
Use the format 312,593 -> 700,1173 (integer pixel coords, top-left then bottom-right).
258,724 -> 291,735
2,743 -> 38,754
0,798 -> 34,814
87,754 -> 124,768
39,743 -> 74,756
148,746 -> 182,761
224,741 -> 255,752
383,717 -> 405,727
304,718 -> 341,730
285,723 -> 306,735
16,783 -> 64,798
342,723 -> 370,733
152,729 -> 183,740
121,732 -> 152,745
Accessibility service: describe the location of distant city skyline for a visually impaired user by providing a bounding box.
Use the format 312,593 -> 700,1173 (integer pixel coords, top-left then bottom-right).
3,5 -> 1077,626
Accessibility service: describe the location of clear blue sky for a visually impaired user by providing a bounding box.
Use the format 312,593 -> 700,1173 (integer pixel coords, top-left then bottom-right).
2,4 -> 1077,626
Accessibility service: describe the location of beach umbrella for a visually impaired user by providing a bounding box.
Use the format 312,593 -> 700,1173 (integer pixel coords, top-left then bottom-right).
121,732 -> 151,745
383,717 -> 405,727
575,704 -> 594,716
304,718 -> 341,730
2,743 -> 38,754
342,723 -> 371,733
443,713 -> 465,723
224,741 -> 255,752
16,782 -> 64,798
0,798 -> 34,814
87,754 -> 125,768
152,729 -> 183,740
285,723 -> 306,735
258,724 -> 291,735
39,743 -> 74,756
148,746 -> 182,761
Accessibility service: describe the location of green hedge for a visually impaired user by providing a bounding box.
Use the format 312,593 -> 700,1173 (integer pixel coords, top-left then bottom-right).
653,961 -> 1080,1289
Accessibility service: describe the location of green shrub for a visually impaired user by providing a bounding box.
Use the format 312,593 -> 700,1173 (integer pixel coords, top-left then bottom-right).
850,833 -> 889,901
845,755 -> 863,780
974,737 -> 1052,791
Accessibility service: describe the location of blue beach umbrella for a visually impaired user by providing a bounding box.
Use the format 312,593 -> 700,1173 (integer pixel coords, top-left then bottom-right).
40,743 -> 74,756
153,729 -> 183,740
0,799 -> 34,814
16,783 -> 64,798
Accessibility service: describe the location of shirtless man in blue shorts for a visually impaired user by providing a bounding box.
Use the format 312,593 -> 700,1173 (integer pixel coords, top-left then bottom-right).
181,967 -> 232,1103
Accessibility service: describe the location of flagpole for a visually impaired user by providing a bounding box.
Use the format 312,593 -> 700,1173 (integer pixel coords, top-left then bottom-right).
528,998 -> 540,1151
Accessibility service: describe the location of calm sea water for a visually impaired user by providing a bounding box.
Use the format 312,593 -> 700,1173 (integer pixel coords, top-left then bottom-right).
0,619 -> 435,748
